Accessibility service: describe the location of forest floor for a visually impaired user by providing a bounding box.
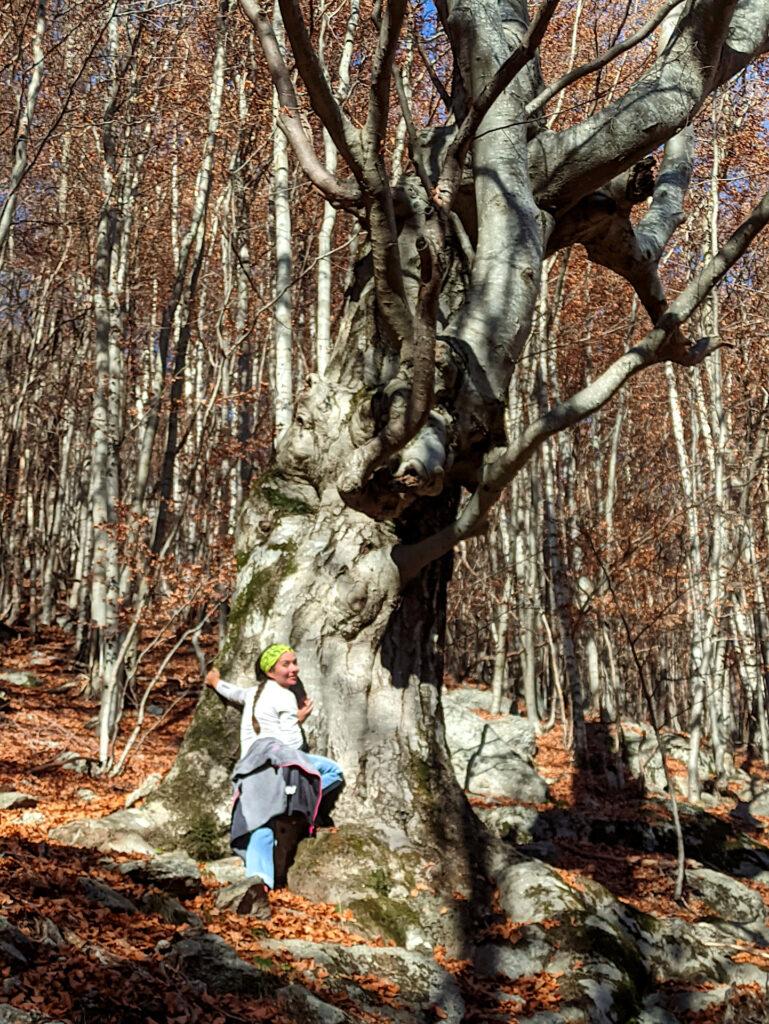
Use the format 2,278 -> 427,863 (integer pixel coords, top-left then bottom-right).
2,629 -> 769,1023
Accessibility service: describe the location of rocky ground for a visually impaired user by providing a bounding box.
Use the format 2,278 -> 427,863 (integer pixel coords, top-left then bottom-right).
2,632 -> 769,1022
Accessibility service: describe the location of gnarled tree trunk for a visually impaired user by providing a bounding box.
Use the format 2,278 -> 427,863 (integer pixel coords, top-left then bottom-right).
146,0 -> 769,931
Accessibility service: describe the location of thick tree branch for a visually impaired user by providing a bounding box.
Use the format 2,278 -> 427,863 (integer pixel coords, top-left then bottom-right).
525,0 -> 685,119
715,0 -> 769,86
338,223 -> 444,498
439,0 -> 545,402
277,0 -> 365,180
637,128 -> 695,262
239,0 -> 360,206
414,33 -> 452,113
394,185 -> 769,581
365,0 -> 408,155
530,0 -> 742,214
434,0 -> 559,212
547,6 -> 695,340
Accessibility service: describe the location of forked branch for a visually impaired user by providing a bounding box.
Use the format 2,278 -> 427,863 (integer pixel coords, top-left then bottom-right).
338,223 -> 444,497
239,0 -> 360,206
395,186 -> 769,581
434,0 -> 559,212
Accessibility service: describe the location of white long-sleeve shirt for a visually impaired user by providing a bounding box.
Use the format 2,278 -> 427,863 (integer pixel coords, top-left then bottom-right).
215,678 -> 303,757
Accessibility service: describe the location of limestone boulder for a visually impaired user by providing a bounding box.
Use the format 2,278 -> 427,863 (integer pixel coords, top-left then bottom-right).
474,803 -> 539,843
258,938 -> 465,1024
48,807 -> 158,855
275,984 -> 355,1024
0,792 -> 37,810
288,825 -> 439,950
0,1009 -> 68,1024
77,877 -> 138,914
442,693 -> 547,801
140,891 -> 201,926
203,855 -> 246,886
0,917 -> 37,970
215,877 -> 271,919
0,671 -> 42,689
495,858 -> 587,923
686,867 -> 765,924
161,929 -> 277,997
119,850 -> 202,898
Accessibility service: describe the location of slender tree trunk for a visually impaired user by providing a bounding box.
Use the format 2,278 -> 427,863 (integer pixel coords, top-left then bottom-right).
0,0 -> 47,268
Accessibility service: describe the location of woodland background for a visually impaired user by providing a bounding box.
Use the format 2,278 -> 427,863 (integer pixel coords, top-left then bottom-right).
2,0 -> 769,782
4,2 -> 769,1022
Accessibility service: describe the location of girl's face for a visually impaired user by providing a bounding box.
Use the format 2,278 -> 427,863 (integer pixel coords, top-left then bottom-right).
268,650 -> 299,687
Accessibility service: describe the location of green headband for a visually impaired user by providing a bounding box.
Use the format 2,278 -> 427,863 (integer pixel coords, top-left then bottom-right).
259,644 -> 292,675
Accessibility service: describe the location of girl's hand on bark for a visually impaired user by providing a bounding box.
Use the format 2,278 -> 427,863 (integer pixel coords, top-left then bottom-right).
205,667 -> 220,688
297,696 -> 314,722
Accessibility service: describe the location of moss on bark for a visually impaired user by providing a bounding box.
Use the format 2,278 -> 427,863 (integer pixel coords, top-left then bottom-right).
146,689 -> 237,856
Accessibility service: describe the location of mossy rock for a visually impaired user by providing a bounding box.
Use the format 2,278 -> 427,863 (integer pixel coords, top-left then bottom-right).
548,912 -> 649,995
288,825 -> 441,946
347,895 -> 425,948
146,689 -> 237,855
289,825 -> 419,900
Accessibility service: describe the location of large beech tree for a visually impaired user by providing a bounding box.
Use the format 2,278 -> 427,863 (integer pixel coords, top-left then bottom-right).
152,0 -> 769,889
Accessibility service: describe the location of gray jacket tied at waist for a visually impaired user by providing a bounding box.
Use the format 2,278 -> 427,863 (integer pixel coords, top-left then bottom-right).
230,736 -> 322,851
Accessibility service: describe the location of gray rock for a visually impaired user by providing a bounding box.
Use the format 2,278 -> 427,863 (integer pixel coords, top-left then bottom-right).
474,803 -> 539,843
444,687 -> 539,754
705,917 -> 769,948
568,957 -> 639,1024
622,726 -> 714,795
0,917 -> 36,969
442,693 -> 546,800
0,671 -> 42,689
687,866 -> 766,924
636,999 -> 681,1024
474,933 -> 555,981
77,877 -> 138,914
48,817 -> 155,856
517,1014 -> 584,1024
438,692 -> 548,802
442,686 -> 495,710
0,791 -> 37,810
20,810 -> 44,825
163,929 -> 277,997
276,984 -> 351,1023
636,916 -> 732,985
95,807 -> 157,833
140,891 -> 201,926
465,750 -> 549,802
288,826 -> 436,948
103,832 -> 157,856
203,855 -> 246,885
55,750 -> 94,774
495,858 -> 586,923
258,939 -> 465,1023
748,788 -> 769,816
443,693 -> 538,761
662,983 -> 749,1015
119,850 -> 202,897
23,916 -> 65,950
74,787 -> 98,803
124,772 -> 162,809
0,1008 -> 69,1024
215,877 -> 271,919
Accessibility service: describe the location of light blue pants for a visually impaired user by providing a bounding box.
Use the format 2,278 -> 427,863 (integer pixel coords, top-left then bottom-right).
244,754 -> 343,889
305,752 -> 344,795
245,825 -> 276,889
